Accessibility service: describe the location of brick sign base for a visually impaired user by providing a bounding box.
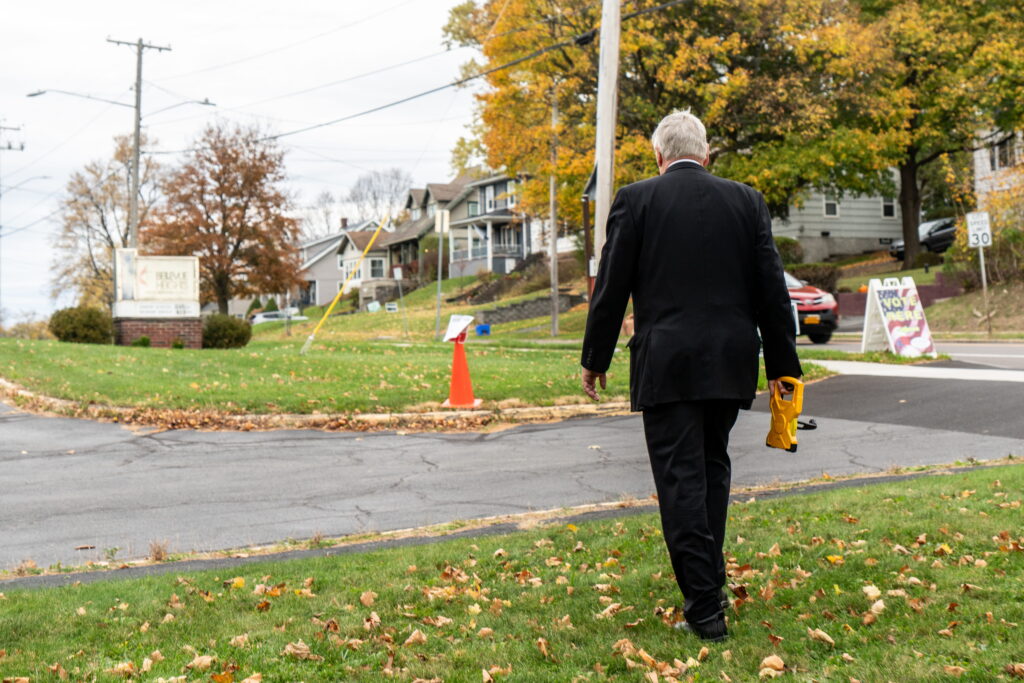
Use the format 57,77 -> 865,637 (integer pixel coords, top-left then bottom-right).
114,318 -> 203,349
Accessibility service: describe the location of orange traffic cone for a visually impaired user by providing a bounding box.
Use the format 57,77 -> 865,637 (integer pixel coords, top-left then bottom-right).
443,332 -> 482,408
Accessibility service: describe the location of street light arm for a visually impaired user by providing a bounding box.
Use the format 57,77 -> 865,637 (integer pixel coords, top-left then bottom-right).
26,89 -> 134,108
142,98 -> 216,118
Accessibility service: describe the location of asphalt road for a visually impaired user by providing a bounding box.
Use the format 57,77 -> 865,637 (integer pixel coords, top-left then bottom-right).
803,338 -> 1024,371
3,361 -> 1023,571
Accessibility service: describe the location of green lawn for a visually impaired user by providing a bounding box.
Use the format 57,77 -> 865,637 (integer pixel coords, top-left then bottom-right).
0,337 -> 839,415
2,463 -> 1021,681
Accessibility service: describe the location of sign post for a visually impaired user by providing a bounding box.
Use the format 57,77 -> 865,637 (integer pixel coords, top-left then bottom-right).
966,211 -> 993,337
861,276 -> 937,358
433,209 -> 450,341
393,266 -> 410,338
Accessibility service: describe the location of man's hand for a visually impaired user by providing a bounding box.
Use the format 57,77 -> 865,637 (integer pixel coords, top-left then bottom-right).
768,378 -> 798,397
581,367 -> 607,401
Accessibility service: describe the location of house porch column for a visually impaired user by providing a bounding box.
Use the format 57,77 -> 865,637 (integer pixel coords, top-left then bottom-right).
486,221 -> 493,272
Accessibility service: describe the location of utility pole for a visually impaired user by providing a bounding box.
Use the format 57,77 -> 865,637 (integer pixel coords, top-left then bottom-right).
0,123 -> 26,333
592,0 -> 621,266
549,89 -> 560,337
107,37 -> 171,249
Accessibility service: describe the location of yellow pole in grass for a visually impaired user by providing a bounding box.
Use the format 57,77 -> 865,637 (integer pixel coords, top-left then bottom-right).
300,215 -> 388,355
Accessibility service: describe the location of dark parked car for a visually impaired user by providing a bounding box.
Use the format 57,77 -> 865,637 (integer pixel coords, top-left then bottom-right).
889,218 -> 957,260
785,272 -> 838,344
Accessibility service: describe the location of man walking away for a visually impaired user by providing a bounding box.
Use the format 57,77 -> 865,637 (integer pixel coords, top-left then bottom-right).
580,110 -> 802,642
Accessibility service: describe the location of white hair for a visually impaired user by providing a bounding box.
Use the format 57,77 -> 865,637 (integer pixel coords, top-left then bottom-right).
651,110 -> 708,161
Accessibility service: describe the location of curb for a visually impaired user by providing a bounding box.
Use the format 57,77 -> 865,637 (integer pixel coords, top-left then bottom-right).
0,377 -> 632,432
3,462 -> 1012,592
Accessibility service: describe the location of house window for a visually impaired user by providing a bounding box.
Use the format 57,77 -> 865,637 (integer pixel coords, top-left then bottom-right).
342,260 -> 361,281
881,197 -> 896,218
368,258 -> 385,279
427,202 -> 436,218
990,136 -> 1018,171
468,200 -> 479,217
507,179 -> 517,208
485,185 -> 495,212
411,207 -> 421,220
823,196 -> 839,218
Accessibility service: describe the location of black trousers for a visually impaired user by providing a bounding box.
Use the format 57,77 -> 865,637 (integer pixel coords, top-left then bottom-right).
642,399 -> 740,623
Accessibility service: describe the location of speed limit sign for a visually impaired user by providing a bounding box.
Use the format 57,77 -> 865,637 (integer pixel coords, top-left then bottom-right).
966,211 -> 992,248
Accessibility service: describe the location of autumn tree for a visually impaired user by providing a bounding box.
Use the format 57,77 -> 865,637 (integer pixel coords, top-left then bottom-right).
445,0 -> 904,228
144,123 -> 302,314
50,134 -> 162,310
855,0 -> 1024,267
347,168 -> 414,221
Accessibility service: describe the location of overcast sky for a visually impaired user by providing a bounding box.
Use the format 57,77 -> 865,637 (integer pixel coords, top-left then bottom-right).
0,0 -> 477,320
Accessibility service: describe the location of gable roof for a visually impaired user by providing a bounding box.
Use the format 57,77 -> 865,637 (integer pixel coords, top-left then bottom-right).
339,229 -> 388,254
379,214 -> 435,247
425,182 -> 464,204
406,188 -> 426,210
301,236 -> 345,271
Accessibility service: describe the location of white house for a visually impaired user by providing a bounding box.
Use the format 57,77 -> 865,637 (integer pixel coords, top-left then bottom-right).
772,189 -> 903,262
974,131 -> 1021,208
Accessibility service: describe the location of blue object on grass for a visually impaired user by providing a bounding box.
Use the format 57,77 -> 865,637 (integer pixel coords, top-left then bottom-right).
475,324 -> 491,336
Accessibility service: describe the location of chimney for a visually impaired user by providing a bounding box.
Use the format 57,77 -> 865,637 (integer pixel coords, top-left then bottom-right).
340,217 -> 349,230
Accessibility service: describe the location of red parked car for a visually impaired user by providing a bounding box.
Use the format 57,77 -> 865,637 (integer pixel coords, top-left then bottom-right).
785,272 -> 838,344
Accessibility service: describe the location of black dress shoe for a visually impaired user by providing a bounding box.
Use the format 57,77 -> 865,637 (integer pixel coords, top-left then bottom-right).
675,614 -> 728,642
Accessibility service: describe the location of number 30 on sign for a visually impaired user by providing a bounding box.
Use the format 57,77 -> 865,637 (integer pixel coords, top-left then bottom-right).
966,211 -> 992,248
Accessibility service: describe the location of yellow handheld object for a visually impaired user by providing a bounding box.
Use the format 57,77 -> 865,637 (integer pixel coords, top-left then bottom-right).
766,376 -> 804,453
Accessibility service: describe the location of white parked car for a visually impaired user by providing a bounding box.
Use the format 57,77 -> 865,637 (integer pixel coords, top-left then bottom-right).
250,311 -> 309,324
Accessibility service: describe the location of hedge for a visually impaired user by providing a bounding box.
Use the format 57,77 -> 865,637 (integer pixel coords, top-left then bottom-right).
787,262 -> 840,293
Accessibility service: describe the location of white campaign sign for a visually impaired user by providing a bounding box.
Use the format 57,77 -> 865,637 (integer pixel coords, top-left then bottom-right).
861,276 -> 937,358
966,211 -> 992,248
444,314 -> 474,341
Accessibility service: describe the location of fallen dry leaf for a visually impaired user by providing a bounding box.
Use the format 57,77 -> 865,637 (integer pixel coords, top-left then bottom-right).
869,599 -> 886,615
536,637 -> 553,660
698,646 -> 710,661
1005,663 -> 1024,678
862,585 -> 881,601
842,653 -> 855,662
760,655 -> 785,671
477,627 -> 494,638
185,655 -> 215,671
229,634 -> 249,648
282,640 -> 323,661
360,590 -> 377,607
595,602 -> 623,619
403,629 -> 428,647
807,627 -> 835,647
240,675 -> 262,683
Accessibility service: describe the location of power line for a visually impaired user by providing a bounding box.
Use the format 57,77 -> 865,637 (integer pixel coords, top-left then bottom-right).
259,0 -> 689,142
144,0 -> 689,158
155,0 -> 420,81
143,47 -> 466,132
7,90 -> 132,181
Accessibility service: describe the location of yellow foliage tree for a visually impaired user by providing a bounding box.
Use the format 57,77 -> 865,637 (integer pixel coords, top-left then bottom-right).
444,0 -> 905,232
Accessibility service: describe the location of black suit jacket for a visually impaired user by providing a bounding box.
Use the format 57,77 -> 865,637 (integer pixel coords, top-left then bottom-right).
581,163 -> 802,410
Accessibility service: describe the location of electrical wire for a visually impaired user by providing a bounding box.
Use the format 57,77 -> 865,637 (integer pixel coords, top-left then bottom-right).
143,47 -> 466,131
155,0 -> 420,81
258,0 -> 690,142
5,90 -> 132,181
